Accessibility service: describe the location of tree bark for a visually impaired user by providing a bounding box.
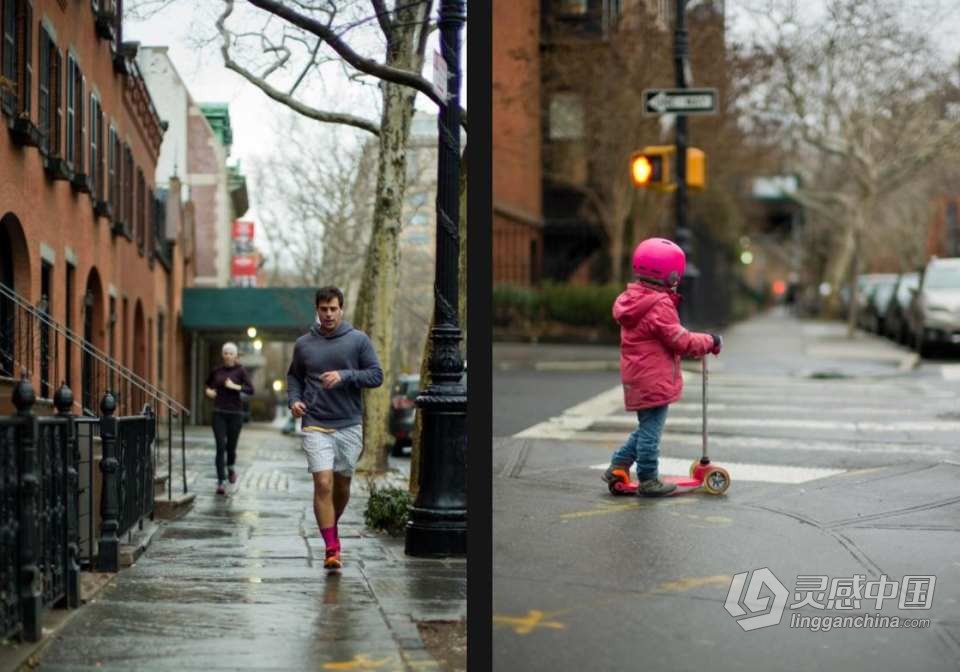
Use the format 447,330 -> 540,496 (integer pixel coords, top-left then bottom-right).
354,2 -> 429,474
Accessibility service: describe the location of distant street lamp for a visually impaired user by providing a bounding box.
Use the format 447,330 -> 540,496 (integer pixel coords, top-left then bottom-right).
247,326 -> 257,338
405,0 -> 466,557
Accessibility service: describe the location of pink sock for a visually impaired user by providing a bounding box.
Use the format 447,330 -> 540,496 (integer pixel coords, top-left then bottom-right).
320,527 -> 339,554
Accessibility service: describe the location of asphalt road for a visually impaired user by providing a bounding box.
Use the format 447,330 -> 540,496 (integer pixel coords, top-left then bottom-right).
493,313 -> 960,672
493,368 -> 619,437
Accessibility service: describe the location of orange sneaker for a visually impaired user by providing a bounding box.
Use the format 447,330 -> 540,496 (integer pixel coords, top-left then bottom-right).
324,550 -> 342,570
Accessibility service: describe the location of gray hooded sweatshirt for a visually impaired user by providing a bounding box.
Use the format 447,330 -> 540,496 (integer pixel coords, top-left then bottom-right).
286,320 -> 383,429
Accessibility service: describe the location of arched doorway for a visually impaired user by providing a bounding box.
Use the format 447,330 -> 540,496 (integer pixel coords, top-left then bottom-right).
0,213 -> 31,378
133,300 -> 146,412
81,269 -> 105,414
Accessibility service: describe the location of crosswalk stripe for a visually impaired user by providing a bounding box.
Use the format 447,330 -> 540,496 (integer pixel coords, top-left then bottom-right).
515,370 -> 960,486
578,431 -> 953,458
664,402 -> 943,416
590,415 -> 960,433
589,458 -> 845,484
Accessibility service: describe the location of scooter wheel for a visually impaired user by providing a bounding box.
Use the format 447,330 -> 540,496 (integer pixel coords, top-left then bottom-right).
702,467 -> 731,495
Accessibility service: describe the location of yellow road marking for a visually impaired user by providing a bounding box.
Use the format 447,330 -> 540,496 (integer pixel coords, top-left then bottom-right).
323,654 -> 394,670
560,498 -> 695,519
493,609 -> 568,635
652,576 -> 732,593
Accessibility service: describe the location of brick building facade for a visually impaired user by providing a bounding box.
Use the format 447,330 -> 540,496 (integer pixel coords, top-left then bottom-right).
0,0 -> 186,412
492,0 -> 543,287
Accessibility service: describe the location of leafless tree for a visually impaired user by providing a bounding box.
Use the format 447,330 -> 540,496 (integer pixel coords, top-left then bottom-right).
741,0 -> 960,333
252,115 -> 372,307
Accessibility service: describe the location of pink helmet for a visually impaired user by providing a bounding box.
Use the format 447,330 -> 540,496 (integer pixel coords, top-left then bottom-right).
631,237 -> 686,286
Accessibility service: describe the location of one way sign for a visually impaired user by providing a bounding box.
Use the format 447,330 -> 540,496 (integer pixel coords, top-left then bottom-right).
642,88 -> 718,116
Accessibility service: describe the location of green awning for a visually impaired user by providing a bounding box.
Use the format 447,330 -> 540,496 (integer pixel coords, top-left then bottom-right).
181,287 -> 317,332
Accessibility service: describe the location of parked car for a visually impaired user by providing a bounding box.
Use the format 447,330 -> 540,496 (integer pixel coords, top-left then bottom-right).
908,257 -> 960,357
882,272 -> 918,344
863,275 -> 898,334
854,274 -> 897,330
388,374 -> 421,456
387,364 -> 468,457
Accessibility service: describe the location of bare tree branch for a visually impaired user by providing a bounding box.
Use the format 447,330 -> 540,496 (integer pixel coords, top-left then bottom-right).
243,0 -> 467,131
217,0 -> 381,136
370,0 -> 393,36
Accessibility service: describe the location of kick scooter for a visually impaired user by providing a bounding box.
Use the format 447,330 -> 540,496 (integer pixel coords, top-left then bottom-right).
607,356 -> 731,496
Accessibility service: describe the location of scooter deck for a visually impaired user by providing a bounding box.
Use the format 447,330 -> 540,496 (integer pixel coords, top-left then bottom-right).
609,475 -> 702,496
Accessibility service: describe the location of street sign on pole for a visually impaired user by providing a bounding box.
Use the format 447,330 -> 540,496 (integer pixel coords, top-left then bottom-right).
642,88 -> 718,116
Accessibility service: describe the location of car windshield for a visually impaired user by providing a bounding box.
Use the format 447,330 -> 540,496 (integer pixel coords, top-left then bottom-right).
897,274 -> 918,302
924,265 -> 960,290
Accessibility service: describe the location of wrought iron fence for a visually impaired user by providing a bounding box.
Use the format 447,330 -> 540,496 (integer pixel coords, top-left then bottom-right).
116,410 -> 155,540
0,420 -> 21,640
0,376 -> 157,641
0,280 -> 190,504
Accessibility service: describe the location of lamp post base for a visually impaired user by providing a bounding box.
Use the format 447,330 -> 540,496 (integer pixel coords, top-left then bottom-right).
405,507 -> 467,557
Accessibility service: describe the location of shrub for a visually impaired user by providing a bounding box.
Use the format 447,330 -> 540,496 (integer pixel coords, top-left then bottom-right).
540,282 -> 621,328
363,485 -> 412,536
493,284 -> 541,326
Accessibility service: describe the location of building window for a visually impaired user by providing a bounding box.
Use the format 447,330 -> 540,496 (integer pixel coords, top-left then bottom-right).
556,0 -> 588,16
90,95 -> 102,199
108,126 -> 118,215
549,92 -> 585,140
39,260 -> 52,399
74,64 -> 84,171
65,54 -> 74,162
123,143 -> 133,235
1,0 -> 32,117
37,33 -> 63,155
65,262 -> 74,389
136,168 -> 145,254
156,312 -> 164,385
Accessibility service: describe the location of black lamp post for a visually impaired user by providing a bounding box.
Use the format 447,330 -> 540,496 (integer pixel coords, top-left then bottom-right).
405,0 -> 467,557
673,0 -> 698,323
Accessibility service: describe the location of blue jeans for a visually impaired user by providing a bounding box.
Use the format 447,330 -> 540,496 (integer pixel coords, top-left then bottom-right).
609,405 -> 669,482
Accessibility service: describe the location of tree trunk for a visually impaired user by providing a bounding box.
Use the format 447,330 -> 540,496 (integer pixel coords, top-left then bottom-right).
821,218 -> 856,317
354,4 -> 429,474
410,145 -> 467,495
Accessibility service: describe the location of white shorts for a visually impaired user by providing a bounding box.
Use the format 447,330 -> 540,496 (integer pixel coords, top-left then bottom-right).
301,425 -> 363,476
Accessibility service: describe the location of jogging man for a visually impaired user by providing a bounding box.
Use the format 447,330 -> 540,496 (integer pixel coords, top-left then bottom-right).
286,286 -> 383,570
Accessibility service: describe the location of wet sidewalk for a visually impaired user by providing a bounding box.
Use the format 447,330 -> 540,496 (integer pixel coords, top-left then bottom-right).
33,425 -> 466,671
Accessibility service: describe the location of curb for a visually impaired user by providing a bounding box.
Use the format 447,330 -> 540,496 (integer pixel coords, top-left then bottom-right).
119,518 -> 164,568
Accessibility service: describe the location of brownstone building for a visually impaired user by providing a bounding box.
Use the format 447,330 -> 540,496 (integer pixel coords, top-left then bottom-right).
0,0 -> 186,414
493,0 -> 543,287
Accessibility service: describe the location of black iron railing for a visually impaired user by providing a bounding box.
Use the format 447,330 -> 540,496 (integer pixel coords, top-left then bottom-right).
0,377 -> 80,642
0,376 -> 157,641
0,280 -> 189,502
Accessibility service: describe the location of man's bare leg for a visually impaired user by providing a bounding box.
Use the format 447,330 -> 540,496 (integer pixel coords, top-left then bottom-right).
312,470 -> 335,529
333,473 -> 352,523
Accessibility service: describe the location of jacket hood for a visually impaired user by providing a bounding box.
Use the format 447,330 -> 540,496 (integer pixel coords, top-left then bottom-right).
311,319 -> 355,339
614,283 -> 677,326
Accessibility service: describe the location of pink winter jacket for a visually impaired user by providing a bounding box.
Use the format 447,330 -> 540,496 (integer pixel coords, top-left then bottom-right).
613,282 -> 715,411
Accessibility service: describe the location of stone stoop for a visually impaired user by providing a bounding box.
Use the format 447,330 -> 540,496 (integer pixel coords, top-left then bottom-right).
151,472 -> 196,520
118,519 -> 163,568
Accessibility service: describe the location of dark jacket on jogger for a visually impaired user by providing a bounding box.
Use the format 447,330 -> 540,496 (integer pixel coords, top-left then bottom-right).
286,320 -> 384,430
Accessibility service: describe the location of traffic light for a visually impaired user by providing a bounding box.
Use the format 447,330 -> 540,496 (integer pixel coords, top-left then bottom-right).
629,146 -> 706,191
630,146 -> 672,190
